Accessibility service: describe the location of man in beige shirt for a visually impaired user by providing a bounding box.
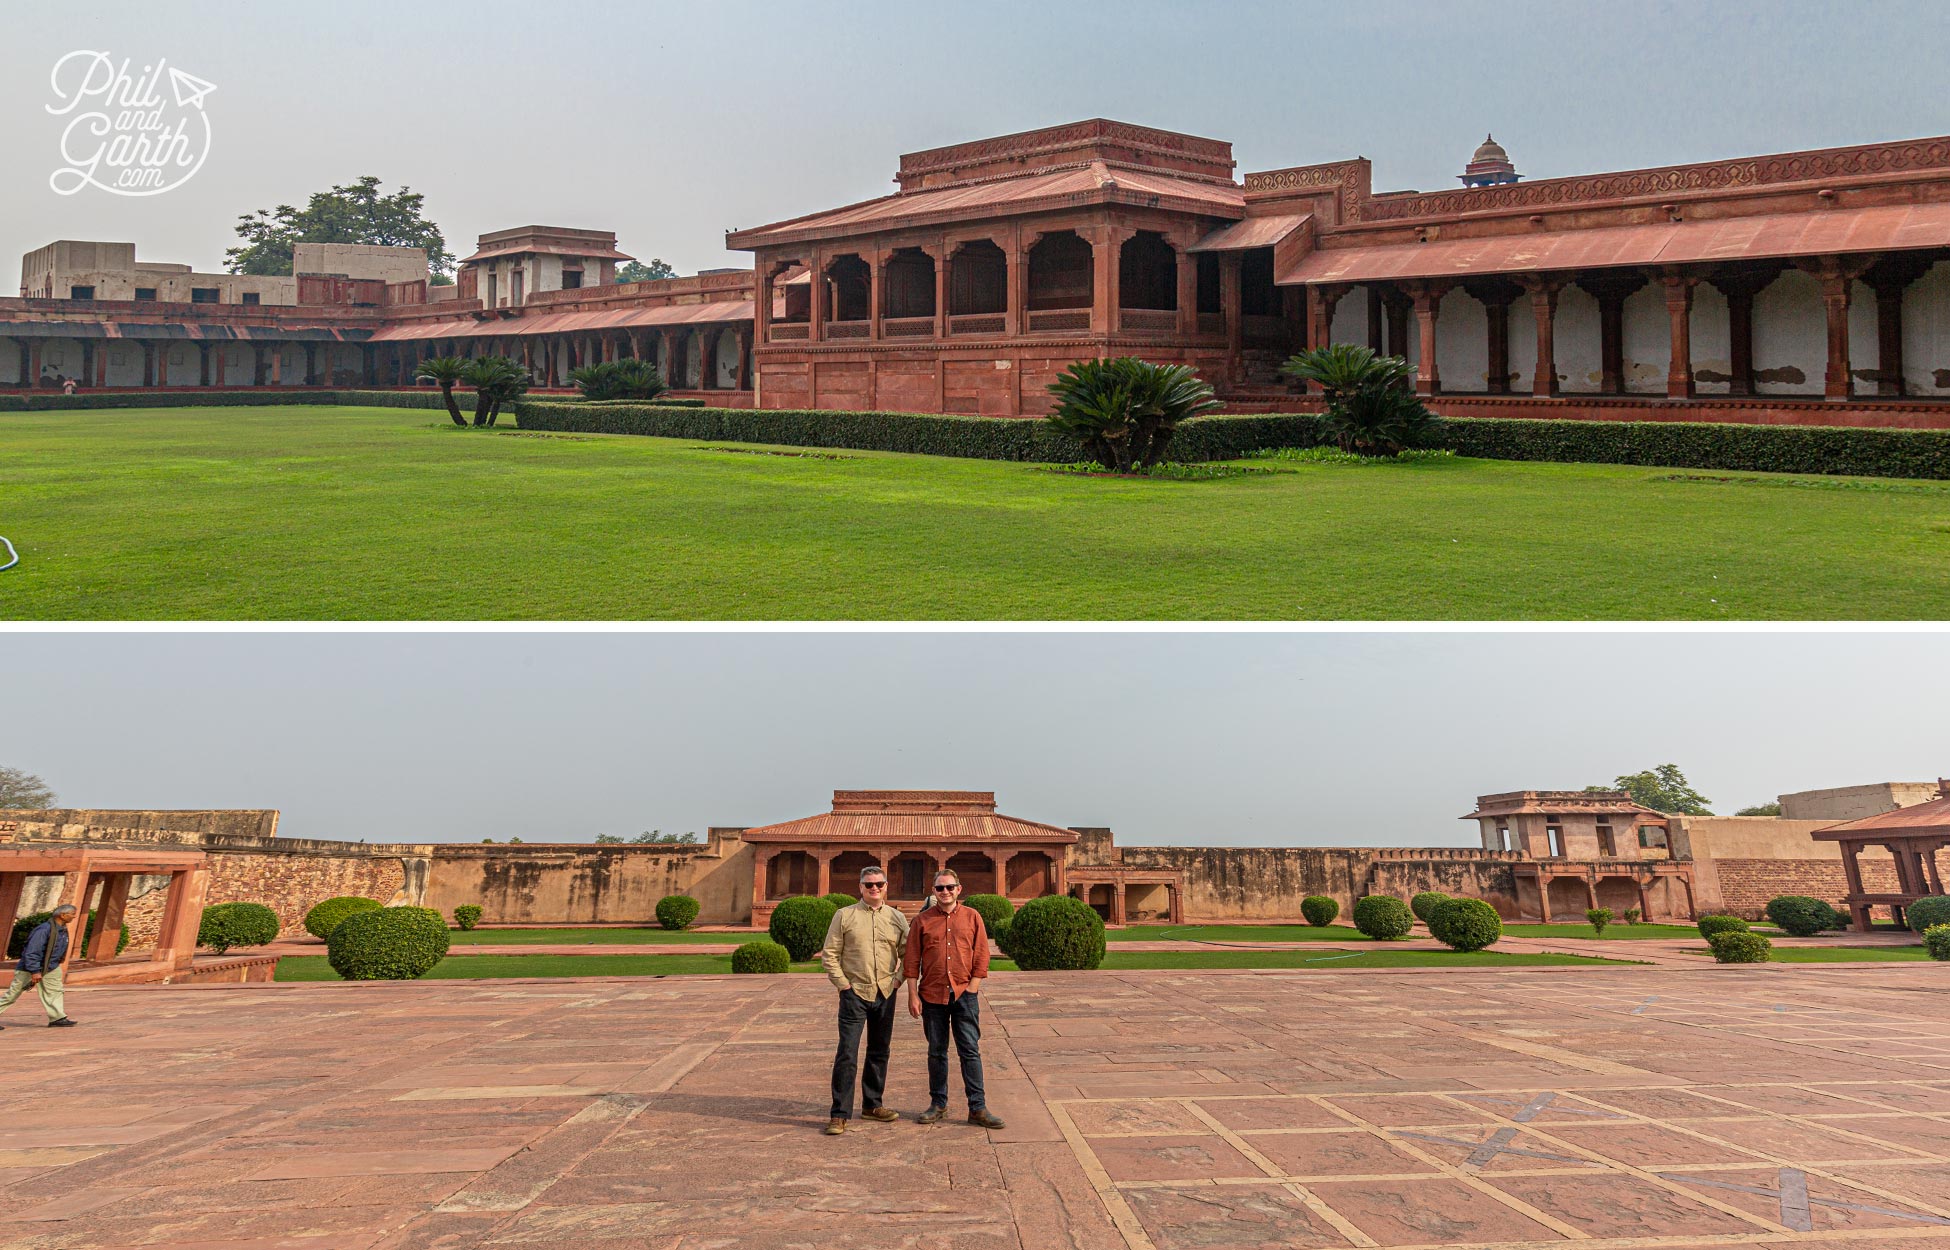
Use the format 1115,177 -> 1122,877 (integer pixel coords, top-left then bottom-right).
818,864 -> 911,1135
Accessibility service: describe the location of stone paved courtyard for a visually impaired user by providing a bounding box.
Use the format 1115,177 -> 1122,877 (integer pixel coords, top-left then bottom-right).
1,966 -> 1948,1250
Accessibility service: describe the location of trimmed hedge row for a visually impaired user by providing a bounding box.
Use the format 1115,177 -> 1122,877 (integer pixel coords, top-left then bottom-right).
512,401 -> 1950,480
14,384 -> 1950,480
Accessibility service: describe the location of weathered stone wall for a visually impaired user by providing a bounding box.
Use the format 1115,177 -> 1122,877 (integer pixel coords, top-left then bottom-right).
0,809 -> 279,839
1079,840 -> 1525,920
0,818 -> 429,942
1670,815 -> 1898,917
423,830 -> 754,926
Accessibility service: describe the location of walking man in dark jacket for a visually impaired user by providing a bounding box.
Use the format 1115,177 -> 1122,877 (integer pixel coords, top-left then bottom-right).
0,905 -> 79,1028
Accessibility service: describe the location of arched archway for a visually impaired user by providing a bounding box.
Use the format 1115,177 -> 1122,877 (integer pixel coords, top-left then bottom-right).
831,850 -> 882,894
949,241 -> 1007,324
1546,877 -> 1594,920
883,249 -> 936,324
766,851 -> 817,900
825,254 -> 871,326
1006,851 -> 1053,898
1594,877 -> 1642,916
945,851 -> 996,896
1085,883 -> 1115,920
1027,231 -> 1093,330
1118,231 -> 1177,312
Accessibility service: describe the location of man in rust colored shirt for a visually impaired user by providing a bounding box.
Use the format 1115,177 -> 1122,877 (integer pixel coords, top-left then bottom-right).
903,869 -> 1004,1129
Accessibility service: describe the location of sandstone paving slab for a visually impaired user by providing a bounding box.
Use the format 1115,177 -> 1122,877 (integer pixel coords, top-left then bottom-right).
2,965 -> 1948,1250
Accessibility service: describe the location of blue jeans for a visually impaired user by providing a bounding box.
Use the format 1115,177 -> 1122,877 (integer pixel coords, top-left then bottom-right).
921,991 -> 985,1112
830,989 -> 897,1118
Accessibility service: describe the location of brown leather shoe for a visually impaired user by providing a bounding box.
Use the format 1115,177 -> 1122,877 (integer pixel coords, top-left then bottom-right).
861,1106 -> 900,1122
967,1109 -> 1005,1130
916,1105 -> 946,1124
823,1117 -> 846,1135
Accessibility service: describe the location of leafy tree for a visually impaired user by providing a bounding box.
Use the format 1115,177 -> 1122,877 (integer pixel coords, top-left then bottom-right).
594,834 -> 625,844
415,356 -> 469,427
226,175 -> 455,278
0,766 -> 55,809
1279,345 -> 1434,455
1736,802 -> 1782,816
1045,357 -> 1221,473
1590,764 -> 1713,815
617,259 -> 677,284
632,830 -> 700,845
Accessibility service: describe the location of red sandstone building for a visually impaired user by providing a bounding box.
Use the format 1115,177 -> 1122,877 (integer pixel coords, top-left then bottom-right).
1463,791 -> 1695,921
8,119 -> 1950,427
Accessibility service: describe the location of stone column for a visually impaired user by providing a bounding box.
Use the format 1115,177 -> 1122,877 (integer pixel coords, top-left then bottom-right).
1663,272 -> 1698,399
1092,228 -> 1130,336
869,249 -> 885,340
94,342 -> 108,388
252,345 -> 268,387
1526,280 -> 1561,397
87,874 -> 132,961
735,327 -> 752,390
754,263 -> 776,344
1174,241 -> 1198,337
27,342 -> 42,388
808,253 -> 827,343
58,871 -> 95,976
198,343 -> 212,387
996,851 -> 1018,898
0,876 -> 24,943
1007,239 -> 1030,338
1410,282 -> 1444,396
155,344 -> 171,388
304,344 -> 319,386
1111,883 -> 1127,926
1466,280 -> 1519,394
815,851 -> 833,898
1813,258 -> 1860,402
1862,255 -> 1930,398
1220,253 -> 1244,380
929,246 -> 950,339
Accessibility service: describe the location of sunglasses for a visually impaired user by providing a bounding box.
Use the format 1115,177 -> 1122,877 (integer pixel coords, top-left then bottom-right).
861,881 -> 887,889
933,884 -> 958,893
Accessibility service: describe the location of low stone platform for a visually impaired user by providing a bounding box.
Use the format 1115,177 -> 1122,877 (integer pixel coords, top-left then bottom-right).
1,965 -> 1946,1249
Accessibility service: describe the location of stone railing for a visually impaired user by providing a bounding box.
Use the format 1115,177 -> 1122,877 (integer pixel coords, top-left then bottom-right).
949,313 -> 1007,335
1119,308 -> 1177,332
882,316 -> 934,337
825,320 -> 870,339
1028,309 -> 1090,333
768,323 -> 809,341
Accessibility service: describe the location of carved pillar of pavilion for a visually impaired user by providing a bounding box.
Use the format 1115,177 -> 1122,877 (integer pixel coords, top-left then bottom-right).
996,851 -> 1019,898
1802,256 -> 1871,402
1089,227 -> 1130,337
1573,274 -> 1641,394
868,248 -> 885,340
1220,253 -> 1245,382
1662,270 -> 1699,400
808,252 -> 827,343
815,850 -> 834,898
1523,278 -> 1562,398
87,874 -> 133,961
1465,279 -> 1520,394
96,342 -> 111,388
1408,281 -> 1447,396
1006,238 -> 1029,338
1173,238 -> 1198,337
926,246 -> 949,341
754,262 -> 776,345
1862,255 -> 1931,397
699,328 -> 719,390
1708,266 -> 1780,397
735,326 -> 752,391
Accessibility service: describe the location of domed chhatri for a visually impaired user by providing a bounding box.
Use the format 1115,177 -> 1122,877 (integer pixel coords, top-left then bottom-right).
1460,133 -> 1521,187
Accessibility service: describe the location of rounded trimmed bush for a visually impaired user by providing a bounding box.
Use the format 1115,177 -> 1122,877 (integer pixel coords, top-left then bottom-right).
1300,895 -> 1339,927
731,939 -> 791,974
1429,898 -> 1502,951
1765,895 -> 1838,937
1923,924 -> 1950,961
1697,914 -> 1750,941
326,906 -> 451,980
9,909 -> 130,959
655,894 -> 701,931
964,893 -> 1015,935
452,904 -> 483,931
198,902 -> 280,954
992,918 -> 1015,961
822,892 -> 857,909
1006,895 -> 1106,971
1708,930 -> 1773,963
1906,895 -> 1950,934
305,895 -> 382,941
1352,895 -> 1414,941
1409,891 -> 1451,924
1586,907 -> 1613,935
768,896 -> 838,962
1623,908 -> 1643,924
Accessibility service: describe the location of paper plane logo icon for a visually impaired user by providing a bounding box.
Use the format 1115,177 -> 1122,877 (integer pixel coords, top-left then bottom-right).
168,67 -> 216,109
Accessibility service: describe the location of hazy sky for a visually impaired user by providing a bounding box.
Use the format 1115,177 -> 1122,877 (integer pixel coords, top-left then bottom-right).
3,1 -> 1946,277
2,631 -> 1942,847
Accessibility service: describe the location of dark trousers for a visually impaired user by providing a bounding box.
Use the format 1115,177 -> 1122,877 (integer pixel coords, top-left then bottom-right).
921,991 -> 985,1112
830,989 -> 897,1119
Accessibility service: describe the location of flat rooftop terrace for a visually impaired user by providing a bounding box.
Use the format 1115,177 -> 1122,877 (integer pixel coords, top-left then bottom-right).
2,966 -> 1948,1249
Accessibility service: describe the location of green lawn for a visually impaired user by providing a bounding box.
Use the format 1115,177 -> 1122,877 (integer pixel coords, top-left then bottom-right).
1107,924 -> 1367,942
272,946 -> 1629,981
1744,945 -> 1933,962
1503,923 -> 1703,940
4,407 -> 1949,619
448,927 -> 744,946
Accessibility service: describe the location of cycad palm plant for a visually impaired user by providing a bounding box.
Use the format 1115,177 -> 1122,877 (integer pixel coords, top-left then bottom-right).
1045,357 -> 1221,473
1279,344 -> 1433,455
460,356 -> 528,426
415,355 -> 469,427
